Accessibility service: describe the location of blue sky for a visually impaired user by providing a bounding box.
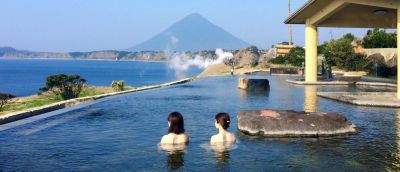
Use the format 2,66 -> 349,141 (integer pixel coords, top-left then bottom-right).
0,0 -> 370,52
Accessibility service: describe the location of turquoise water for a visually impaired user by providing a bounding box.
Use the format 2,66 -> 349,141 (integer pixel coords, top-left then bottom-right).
0,75 -> 399,171
0,59 -> 202,96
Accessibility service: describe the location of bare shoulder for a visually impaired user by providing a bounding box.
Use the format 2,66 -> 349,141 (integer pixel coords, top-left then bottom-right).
210,134 -> 218,143
179,133 -> 189,143
160,134 -> 170,144
227,132 -> 236,142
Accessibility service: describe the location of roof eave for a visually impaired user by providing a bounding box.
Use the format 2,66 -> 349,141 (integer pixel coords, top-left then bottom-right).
284,0 -> 317,24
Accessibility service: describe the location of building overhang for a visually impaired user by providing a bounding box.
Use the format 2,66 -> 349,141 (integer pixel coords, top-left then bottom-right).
285,0 -> 398,28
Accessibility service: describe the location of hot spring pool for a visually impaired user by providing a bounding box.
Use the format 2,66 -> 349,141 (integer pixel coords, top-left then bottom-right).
1,75 -> 399,171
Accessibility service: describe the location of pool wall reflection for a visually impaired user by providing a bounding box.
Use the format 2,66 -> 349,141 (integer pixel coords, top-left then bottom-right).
167,150 -> 185,170
304,86 -> 318,112
210,143 -> 234,164
160,144 -> 187,170
215,149 -> 230,164
238,88 -> 270,98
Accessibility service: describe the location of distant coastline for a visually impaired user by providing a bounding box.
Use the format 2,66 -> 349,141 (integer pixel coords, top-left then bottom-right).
0,57 -> 167,63
0,46 -> 216,62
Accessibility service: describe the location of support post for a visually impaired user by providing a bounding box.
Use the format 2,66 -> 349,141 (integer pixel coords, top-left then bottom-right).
398,5 -> 400,98
305,19 -> 318,82
304,86 -> 318,112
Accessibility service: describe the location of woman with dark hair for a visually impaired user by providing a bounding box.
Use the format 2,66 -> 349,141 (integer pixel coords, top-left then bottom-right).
210,112 -> 236,144
160,112 -> 189,144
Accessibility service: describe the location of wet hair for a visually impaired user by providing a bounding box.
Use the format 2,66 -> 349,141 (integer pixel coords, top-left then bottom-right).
215,112 -> 231,130
168,112 -> 185,134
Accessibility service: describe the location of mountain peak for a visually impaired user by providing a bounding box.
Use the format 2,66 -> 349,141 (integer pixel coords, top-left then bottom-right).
186,13 -> 203,18
127,14 -> 250,52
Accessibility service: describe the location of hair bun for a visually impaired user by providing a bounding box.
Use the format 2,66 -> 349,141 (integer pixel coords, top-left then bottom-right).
215,112 -> 231,130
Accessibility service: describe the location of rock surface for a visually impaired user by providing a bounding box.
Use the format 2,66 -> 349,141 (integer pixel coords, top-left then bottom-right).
364,48 -> 397,67
238,78 -> 269,91
234,46 -> 260,67
237,109 -> 356,137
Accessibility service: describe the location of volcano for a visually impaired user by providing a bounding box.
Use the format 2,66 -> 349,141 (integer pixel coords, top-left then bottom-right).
127,13 -> 250,52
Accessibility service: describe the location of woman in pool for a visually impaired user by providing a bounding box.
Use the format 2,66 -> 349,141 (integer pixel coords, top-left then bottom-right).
160,112 -> 189,145
210,112 -> 236,144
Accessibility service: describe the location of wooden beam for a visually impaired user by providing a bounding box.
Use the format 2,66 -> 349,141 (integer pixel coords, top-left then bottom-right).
309,0 -> 349,25
347,0 -> 398,9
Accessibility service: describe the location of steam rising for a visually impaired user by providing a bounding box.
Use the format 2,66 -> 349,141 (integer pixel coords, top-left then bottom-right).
168,48 -> 233,78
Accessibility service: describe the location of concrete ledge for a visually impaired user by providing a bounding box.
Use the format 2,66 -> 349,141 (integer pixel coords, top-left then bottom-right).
287,79 -> 398,87
0,77 -> 195,125
356,82 -> 396,88
317,92 -> 400,108
272,74 -> 302,76
286,79 -> 354,85
361,76 -> 397,84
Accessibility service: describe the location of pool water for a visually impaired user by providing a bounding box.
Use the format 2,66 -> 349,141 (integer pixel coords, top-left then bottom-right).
1,75 -> 400,171
0,59 -> 202,96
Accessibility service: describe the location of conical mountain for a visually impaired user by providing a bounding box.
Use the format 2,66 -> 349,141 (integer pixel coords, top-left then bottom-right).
127,13 -> 250,52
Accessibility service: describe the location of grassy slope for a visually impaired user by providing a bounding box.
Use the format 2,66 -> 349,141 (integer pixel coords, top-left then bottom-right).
0,85 -> 134,116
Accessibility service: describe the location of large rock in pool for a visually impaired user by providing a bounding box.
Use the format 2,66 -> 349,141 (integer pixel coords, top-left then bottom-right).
238,78 -> 269,91
238,109 -> 356,137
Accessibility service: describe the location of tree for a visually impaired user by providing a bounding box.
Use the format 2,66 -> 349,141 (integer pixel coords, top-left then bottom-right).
285,47 -> 305,67
269,47 -> 305,67
39,74 -> 86,100
0,93 -> 16,111
363,29 -> 397,48
324,34 -> 368,71
246,46 -> 260,67
111,80 -> 125,91
342,33 -> 355,41
223,57 -> 239,69
269,55 -> 286,64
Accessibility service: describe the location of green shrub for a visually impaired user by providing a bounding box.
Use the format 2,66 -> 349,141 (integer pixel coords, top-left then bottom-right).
269,55 -> 286,64
363,29 -> 396,48
285,47 -> 305,67
323,34 -> 368,71
324,37 -> 353,68
270,47 -> 305,67
111,80 -> 125,92
344,53 -> 368,71
0,93 -> 16,111
39,74 -> 86,100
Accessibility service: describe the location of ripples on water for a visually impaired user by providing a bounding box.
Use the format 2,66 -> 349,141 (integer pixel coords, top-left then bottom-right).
1,75 -> 400,171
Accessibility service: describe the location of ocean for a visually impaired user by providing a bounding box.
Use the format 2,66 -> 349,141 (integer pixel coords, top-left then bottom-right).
0,59 -> 203,97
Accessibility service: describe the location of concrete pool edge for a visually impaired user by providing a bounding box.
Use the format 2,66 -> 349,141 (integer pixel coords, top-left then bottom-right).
317,92 -> 400,108
287,79 -> 397,87
0,77 -> 196,125
286,79 -> 354,85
